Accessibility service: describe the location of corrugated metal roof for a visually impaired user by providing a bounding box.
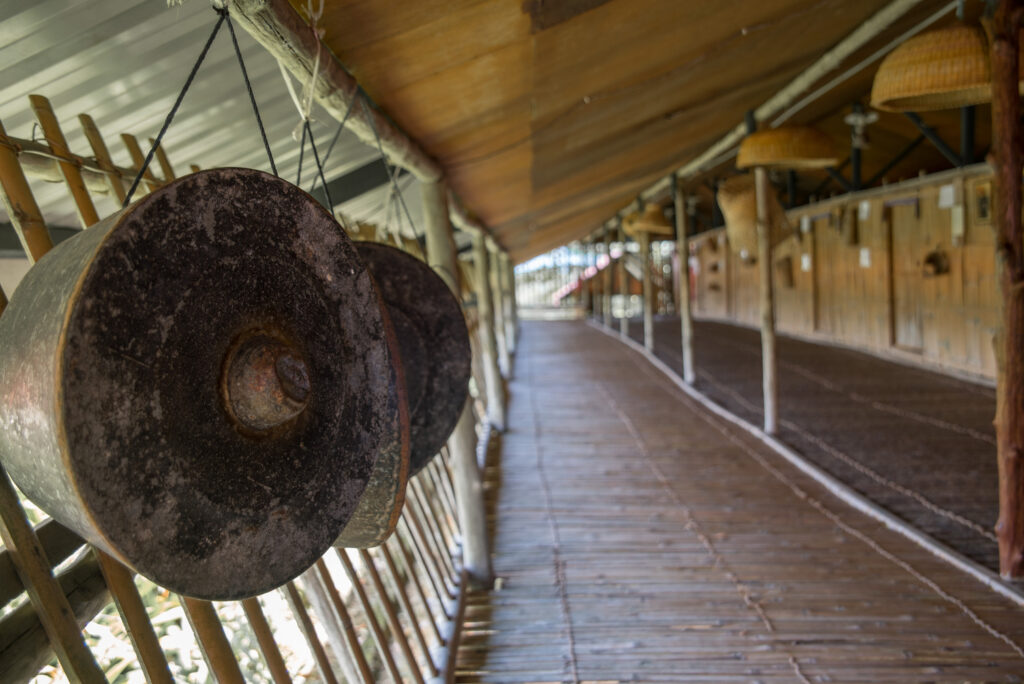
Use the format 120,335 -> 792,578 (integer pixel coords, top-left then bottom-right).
0,0 -> 427,266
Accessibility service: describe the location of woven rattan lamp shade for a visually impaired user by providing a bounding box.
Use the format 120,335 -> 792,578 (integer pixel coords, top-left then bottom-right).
870,23 -> 991,111
736,126 -> 839,170
623,203 -> 674,238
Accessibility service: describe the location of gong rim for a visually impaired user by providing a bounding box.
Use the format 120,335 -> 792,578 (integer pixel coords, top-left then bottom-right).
354,242 -> 471,475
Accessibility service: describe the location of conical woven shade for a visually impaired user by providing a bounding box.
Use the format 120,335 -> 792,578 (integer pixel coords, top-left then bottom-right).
717,175 -> 791,257
870,23 -> 990,111
736,126 -> 839,170
623,203 -> 674,238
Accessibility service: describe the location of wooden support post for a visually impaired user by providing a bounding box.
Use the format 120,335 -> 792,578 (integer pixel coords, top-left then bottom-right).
421,180 -> 459,293
640,230 -> 654,351
990,0 -> 1024,579
581,240 -> 593,318
488,241 -> 511,378
618,221 -> 629,338
473,235 -> 506,431
30,95 -> 100,229
449,399 -> 493,588
755,167 -> 778,435
502,252 -> 517,355
422,180 -> 493,586
603,227 -> 613,328
673,176 -> 696,385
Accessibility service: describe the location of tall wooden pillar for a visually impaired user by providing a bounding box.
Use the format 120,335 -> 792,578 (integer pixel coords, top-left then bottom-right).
580,239 -> 593,317
421,180 -> 493,586
488,240 -> 510,378
640,229 -> 654,351
991,0 -> 1024,578
754,167 -> 778,435
474,235 -> 506,431
673,175 -> 696,385
501,252 -> 517,355
618,221 -> 629,338
603,226 -> 613,328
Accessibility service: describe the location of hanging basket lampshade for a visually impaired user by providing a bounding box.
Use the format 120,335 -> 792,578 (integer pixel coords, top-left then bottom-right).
717,175 -> 792,258
623,203 -> 674,239
870,22 -> 992,111
736,125 -> 840,170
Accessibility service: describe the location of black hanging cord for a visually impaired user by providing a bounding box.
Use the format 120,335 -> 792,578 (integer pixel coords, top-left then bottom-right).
361,96 -> 423,242
304,119 -> 335,210
307,95 -> 358,198
122,11 -> 226,207
224,11 -> 278,177
295,122 -> 308,187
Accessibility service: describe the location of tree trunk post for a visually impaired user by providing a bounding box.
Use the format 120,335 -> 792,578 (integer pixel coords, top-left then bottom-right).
488,240 -> 510,378
501,252 -> 517,355
603,226 -> 613,328
474,235 -> 506,431
640,230 -> 654,351
673,175 -> 696,385
991,0 -> 1024,578
618,221 -> 629,339
755,167 -> 778,435
421,180 -> 493,585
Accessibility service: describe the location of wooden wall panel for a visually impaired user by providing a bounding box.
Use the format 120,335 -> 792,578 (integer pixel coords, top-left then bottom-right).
689,169 -> 1002,381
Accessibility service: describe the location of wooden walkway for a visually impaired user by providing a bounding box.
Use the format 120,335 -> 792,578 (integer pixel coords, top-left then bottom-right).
629,318 -> 1000,573
455,320 -> 1024,683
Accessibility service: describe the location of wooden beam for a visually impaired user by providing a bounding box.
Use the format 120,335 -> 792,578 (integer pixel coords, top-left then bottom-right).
990,0 -> 1024,579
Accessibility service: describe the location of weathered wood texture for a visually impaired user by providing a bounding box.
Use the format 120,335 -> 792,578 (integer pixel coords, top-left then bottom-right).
631,318 -> 1001,574
692,168 -> 1000,380
456,321 -> 1024,682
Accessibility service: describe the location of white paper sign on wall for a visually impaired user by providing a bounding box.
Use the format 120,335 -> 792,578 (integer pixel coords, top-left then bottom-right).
858,200 -> 871,221
859,247 -> 871,268
800,254 -> 812,272
800,215 -> 811,233
938,184 -> 957,209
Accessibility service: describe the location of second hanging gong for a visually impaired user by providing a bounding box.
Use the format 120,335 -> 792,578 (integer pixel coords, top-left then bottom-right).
355,243 -> 471,474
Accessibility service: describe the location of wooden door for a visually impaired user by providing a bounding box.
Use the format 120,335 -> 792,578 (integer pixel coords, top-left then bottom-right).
890,202 -> 924,351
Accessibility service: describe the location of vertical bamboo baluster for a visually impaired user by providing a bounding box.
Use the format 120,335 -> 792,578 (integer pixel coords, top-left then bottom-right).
382,541 -> 444,645
29,95 -> 100,229
95,552 -> 174,684
181,598 -> 246,684
78,114 -> 126,203
0,469 -> 106,682
240,598 -> 292,684
150,138 -> 176,183
336,550 -> 403,683
282,582 -> 339,684
314,559 -> 374,684
395,528 -> 452,626
122,133 -> 161,194
424,464 -> 460,547
404,507 -> 455,598
410,482 -> 456,578
358,549 -> 429,684
0,118 -> 53,262
431,452 -> 459,521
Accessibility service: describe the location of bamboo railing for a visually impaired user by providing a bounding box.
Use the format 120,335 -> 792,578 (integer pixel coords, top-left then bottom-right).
0,95 -> 482,683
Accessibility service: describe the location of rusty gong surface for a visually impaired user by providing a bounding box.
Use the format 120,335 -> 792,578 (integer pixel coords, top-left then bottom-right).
0,169 -> 401,599
355,243 -> 471,474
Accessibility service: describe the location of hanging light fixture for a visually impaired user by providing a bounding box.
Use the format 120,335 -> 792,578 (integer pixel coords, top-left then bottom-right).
736,125 -> 839,170
870,22 -> 991,111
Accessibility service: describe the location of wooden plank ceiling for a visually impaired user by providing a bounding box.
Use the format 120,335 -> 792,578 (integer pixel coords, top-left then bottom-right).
312,0 -> 954,262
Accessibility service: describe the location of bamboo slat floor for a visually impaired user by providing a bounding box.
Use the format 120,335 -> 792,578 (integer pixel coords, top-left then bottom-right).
455,320 -> 1024,683
626,318 -> 1001,573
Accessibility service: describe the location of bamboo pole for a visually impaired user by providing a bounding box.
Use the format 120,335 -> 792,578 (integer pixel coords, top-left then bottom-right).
30,95 -> 100,229
122,133 -> 162,193
755,167 -> 778,435
990,0 -> 1024,578
79,114 -> 127,203
357,549 -> 427,684
673,176 -> 696,385
181,598 -> 246,684
473,234 -> 506,431
489,241 -> 511,378
421,180 -> 459,293
281,582 -> 339,684
336,550 -> 403,683
0,119 -> 53,263
240,598 -> 292,684
313,560 -> 375,684
502,252 -> 517,355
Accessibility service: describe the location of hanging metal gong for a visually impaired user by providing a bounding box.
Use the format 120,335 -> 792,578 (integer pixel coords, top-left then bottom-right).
0,168 -> 406,600
353,242 -> 471,475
